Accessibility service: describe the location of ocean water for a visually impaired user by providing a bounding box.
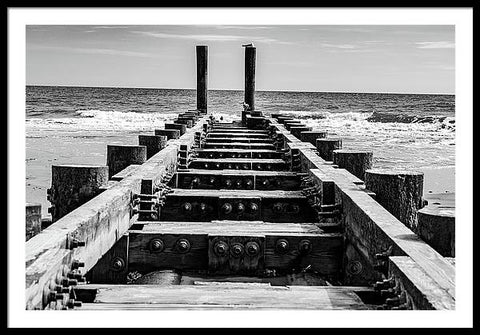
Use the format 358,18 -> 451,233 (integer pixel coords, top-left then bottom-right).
26,86 -> 455,217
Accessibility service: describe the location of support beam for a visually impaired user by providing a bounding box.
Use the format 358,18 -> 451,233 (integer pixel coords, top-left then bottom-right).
244,45 -> 256,111
196,45 -> 208,113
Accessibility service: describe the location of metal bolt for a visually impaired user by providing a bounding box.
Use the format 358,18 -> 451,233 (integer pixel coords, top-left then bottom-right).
215,163 -> 221,169
235,179 -> 243,188
209,177 -> 216,185
176,239 -> 191,253
249,202 -> 259,213
199,202 -> 207,213
204,163 -> 209,169
236,202 -> 245,213
49,291 -> 65,301
275,239 -> 289,254
224,179 -> 232,187
289,204 -> 300,213
111,257 -> 125,272
192,177 -> 200,186
214,241 -> 229,257
245,179 -> 253,188
227,164 -> 233,169
149,238 -> 165,252
182,202 -> 192,212
245,241 -> 260,257
230,243 -> 244,258
262,179 -> 270,187
54,285 -> 70,293
243,164 -> 249,170
298,240 -> 313,254
70,239 -> 86,249
67,299 -> 82,309
273,202 -> 284,213
221,203 -> 233,215
61,278 -> 77,287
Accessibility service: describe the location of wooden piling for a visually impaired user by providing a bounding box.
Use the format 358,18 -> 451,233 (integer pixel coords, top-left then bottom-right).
138,135 -> 167,159
364,169 -> 424,232
155,129 -> 180,140
107,145 -> 147,177
26,203 -> 41,241
290,126 -> 312,139
48,165 -> 109,222
300,131 -> 328,145
417,204 -> 455,257
244,45 -> 256,111
316,138 -> 343,161
332,149 -> 374,180
165,123 -> 187,136
196,45 -> 208,113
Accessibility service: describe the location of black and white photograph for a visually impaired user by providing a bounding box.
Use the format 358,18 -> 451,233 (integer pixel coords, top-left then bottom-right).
7,7 -> 473,328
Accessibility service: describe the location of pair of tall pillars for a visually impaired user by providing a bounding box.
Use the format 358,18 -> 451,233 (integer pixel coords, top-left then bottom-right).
196,45 -> 257,115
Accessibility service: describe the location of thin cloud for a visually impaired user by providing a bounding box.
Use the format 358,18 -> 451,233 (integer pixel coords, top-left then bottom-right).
320,43 -> 357,49
130,30 -> 289,44
416,41 -> 455,49
28,44 -> 155,58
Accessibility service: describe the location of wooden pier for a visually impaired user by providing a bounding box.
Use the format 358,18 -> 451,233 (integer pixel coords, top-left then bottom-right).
25,45 -> 455,311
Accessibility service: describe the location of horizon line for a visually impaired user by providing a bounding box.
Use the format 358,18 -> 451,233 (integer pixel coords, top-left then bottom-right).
25,84 -> 455,96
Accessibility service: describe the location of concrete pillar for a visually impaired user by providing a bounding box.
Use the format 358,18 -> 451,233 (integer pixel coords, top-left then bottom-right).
155,129 -> 180,140
332,149 -> 374,180
138,135 -> 167,159
316,138 -> 343,161
26,203 -> 42,240
365,169 -> 424,232
107,145 -> 147,178
48,165 -> 109,222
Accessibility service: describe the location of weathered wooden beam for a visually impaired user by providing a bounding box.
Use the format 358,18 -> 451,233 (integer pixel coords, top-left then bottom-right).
74,284 -> 373,310
205,137 -> 273,144
155,129 -> 180,140
203,142 -> 275,150
244,45 -> 256,111
175,170 -> 302,190
138,135 -> 167,159
127,221 -> 342,275
195,148 -> 282,159
196,45 -> 208,113
107,145 -> 147,178
188,158 -> 286,171
160,189 -> 318,223
207,132 -> 270,138
25,116 -> 210,309
110,164 -> 141,182
26,203 -> 42,241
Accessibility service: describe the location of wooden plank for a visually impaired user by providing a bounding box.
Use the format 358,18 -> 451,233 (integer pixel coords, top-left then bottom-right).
195,148 -> 282,159
110,164 -> 140,181
205,137 -> 273,144
25,116 -> 210,309
175,170 -> 301,190
203,142 -> 275,150
75,285 -> 372,310
388,256 -> 455,310
127,223 -> 341,274
207,132 -> 269,138
188,158 -> 286,171
87,233 -> 129,283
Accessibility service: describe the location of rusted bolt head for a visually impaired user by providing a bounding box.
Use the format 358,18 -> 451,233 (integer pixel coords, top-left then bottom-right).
256,164 -> 262,170
111,257 -> 125,272
215,163 -> 221,169
235,179 -> 243,188
236,202 -> 245,213
209,177 -> 216,185
199,202 -> 207,213
192,177 -> 200,186
71,260 -> 85,269
176,239 -> 191,253
245,179 -> 253,188
245,241 -> 260,257
221,203 -> 233,214
227,164 -> 233,169
249,202 -> 259,213
275,239 -> 289,254
218,153 -> 224,158
262,179 -> 270,186
230,243 -> 244,258
235,164 -> 240,170
182,202 -> 192,212
243,164 -> 249,170
298,240 -> 312,254
214,241 -> 229,257
224,179 -> 232,187
273,202 -> 283,213
347,260 -> 363,275
274,179 -> 282,187
266,164 -> 272,170
208,153 -> 214,158
149,238 -> 165,252
204,163 -> 209,169
289,204 -> 300,213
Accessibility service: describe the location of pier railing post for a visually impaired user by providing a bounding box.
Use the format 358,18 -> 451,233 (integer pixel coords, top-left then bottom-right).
196,45 -> 208,114
244,45 -> 256,112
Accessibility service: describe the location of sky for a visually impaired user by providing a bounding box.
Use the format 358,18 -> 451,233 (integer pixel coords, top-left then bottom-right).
26,25 -> 455,94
